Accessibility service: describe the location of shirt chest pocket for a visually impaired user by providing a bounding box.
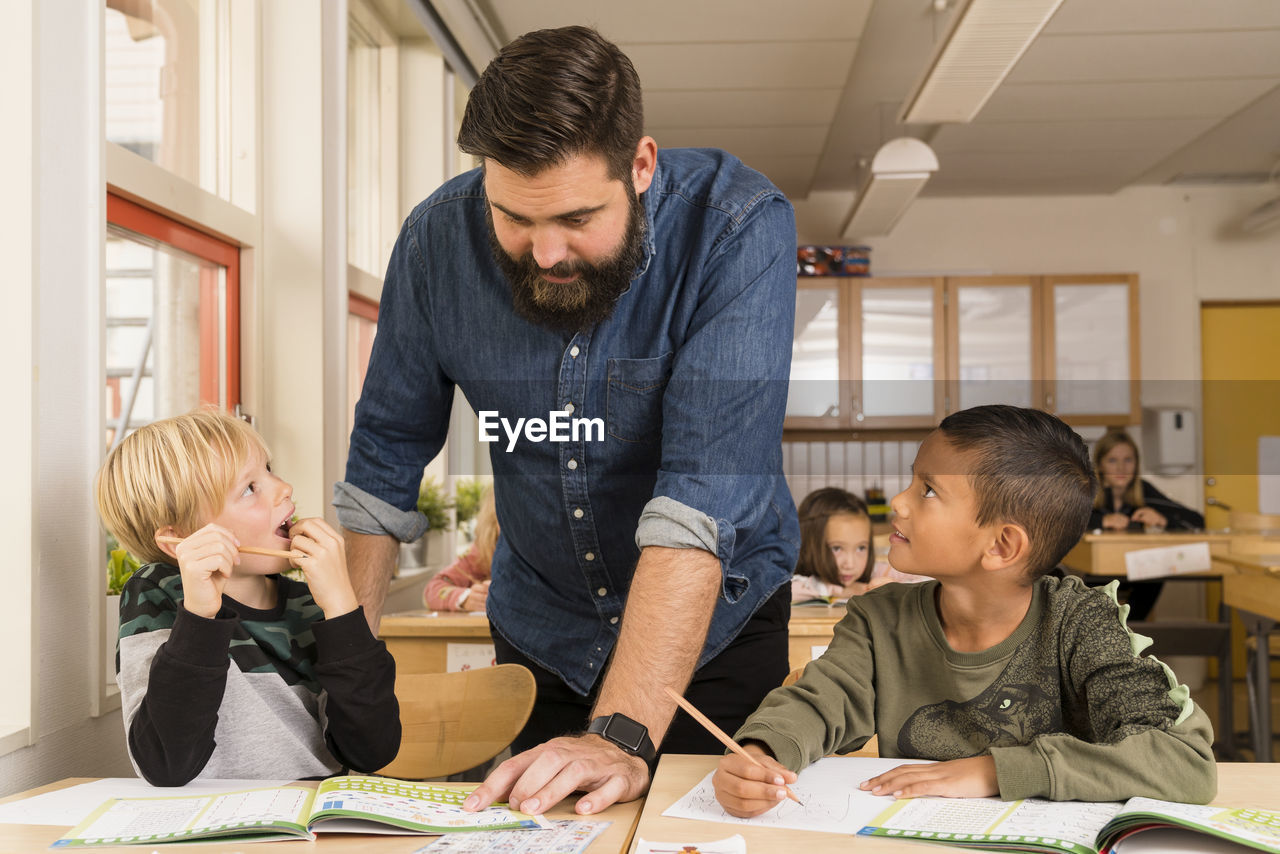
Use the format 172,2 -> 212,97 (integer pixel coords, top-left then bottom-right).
606,352 -> 674,444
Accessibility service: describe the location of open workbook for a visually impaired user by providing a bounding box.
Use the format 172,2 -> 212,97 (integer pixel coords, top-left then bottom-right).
859,794 -> 1280,854
51,775 -> 549,848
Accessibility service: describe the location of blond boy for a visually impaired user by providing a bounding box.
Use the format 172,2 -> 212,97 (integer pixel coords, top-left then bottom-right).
96,409 -> 400,785
715,405 -> 1216,815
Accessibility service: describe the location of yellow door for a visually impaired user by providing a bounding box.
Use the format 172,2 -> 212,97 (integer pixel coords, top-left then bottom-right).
1201,302 -> 1280,679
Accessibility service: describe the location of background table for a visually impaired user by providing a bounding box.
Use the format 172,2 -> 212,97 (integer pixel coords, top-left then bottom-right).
632,754 -> 1280,854
1220,551 -> 1280,762
0,778 -> 642,853
381,608 -> 851,677
380,611 -> 496,674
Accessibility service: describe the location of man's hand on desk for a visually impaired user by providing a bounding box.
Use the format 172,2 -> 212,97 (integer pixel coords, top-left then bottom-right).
463,733 -> 649,816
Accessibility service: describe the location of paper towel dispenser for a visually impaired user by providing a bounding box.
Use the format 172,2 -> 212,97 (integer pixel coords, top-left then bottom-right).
1142,407 -> 1196,472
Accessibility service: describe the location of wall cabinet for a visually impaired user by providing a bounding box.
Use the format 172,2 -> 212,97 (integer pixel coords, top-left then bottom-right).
786,273 -> 1139,433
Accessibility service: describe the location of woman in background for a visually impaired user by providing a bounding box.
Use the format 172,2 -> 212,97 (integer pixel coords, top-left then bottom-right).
1090,431 -> 1204,620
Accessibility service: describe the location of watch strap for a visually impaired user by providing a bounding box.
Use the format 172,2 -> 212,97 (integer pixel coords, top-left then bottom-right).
587,713 -> 657,764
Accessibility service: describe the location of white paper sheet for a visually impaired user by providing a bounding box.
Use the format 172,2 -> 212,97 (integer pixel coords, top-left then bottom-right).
662,756 -> 929,835
1124,541 -> 1211,581
0,777 -> 290,827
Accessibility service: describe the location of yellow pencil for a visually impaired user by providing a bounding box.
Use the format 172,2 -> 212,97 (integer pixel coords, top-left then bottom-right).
156,535 -> 303,560
663,686 -> 804,806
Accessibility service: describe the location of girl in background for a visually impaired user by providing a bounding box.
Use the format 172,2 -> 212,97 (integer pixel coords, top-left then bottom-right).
424,487 -> 497,612
1089,431 -> 1204,621
791,487 -> 875,602
1090,431 -> 1204,533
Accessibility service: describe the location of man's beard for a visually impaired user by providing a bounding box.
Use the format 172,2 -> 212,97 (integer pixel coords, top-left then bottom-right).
488,187 -> 646,334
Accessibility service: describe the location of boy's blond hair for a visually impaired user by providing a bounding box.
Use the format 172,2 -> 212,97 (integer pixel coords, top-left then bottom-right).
95,408 -> 268,565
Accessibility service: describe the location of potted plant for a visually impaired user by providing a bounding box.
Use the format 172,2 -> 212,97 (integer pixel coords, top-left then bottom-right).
453,479 -> 487,543
105,534 -> 140,678
403,475 -> 453,570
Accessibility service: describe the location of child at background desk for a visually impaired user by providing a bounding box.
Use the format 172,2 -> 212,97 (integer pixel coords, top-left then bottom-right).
790,488 -> 874,603
791,488 -> 927,604
425,486 -> 496,612
716,405 -> 1215,816
95,408 -> 400,786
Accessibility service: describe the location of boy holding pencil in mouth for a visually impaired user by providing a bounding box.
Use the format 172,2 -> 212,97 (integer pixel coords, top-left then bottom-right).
95,408 -> 400,786
714,405 -> 1216,816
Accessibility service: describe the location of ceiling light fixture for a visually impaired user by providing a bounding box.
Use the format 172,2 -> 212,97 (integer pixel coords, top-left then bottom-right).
898,0 -> 1066,124
841,138 -> 939,240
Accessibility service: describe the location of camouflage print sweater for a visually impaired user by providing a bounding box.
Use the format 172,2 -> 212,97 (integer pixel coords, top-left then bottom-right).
734,575 -> 1217,803
116,563 -> 400,786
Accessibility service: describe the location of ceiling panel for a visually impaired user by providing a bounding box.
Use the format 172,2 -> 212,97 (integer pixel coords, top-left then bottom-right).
650,126 -> 829,158
732,155 -> 824,198
643,88 -> 843,130
1138,85 -> 1280,183
468,0 -> 1280,201
932,118 -> 1218,154
1045,0 -> 1280,34
978,79 -> 1277,122
481,0 -> 873,43
1012,31 -> 1280,83
925,150 -> 1158,196
627,41 -> 858,91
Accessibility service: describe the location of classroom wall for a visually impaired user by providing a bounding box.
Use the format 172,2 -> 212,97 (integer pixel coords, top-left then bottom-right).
785,183 -> 1280,512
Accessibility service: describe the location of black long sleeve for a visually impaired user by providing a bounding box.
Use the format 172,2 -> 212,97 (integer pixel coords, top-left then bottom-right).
127,605 -> 235,786
312,606 -> 402,773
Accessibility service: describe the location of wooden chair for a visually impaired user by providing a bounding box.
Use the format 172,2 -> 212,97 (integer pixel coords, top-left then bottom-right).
378,663 -> 536,779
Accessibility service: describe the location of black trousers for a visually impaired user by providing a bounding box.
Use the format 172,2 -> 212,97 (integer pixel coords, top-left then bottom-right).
491,583 -> 791,756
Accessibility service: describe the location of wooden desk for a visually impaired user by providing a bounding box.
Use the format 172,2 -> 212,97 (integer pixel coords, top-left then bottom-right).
0,778 -> 642,852
631,754 -> 1280,854
788,604 -> 845,672
381,608 -> 851,677
379,611 -> 496,674
1220,551 -> 1280,762
1062,531 -> 1234,577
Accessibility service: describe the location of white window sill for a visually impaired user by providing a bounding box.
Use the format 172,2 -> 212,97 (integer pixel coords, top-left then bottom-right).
0,724 -> 32,758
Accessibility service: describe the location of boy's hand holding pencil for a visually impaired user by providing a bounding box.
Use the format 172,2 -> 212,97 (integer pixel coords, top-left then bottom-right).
162,523 -> 241,618
662,687 -> 803,817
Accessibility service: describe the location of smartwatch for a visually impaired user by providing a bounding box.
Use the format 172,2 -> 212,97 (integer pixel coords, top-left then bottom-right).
587,713 -> 657,765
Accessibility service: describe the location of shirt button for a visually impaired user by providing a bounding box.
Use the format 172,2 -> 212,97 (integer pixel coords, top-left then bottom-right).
585,552 -> 595,561
570,345 -> 580,358
565,402 -> 575,414
573,508 -> 584,519
567,458 -> 578,470
597,587 -> 608,597
610,616 -> 619,625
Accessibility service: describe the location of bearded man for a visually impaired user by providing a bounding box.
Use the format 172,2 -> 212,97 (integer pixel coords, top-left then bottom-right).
337,25 -> 798,817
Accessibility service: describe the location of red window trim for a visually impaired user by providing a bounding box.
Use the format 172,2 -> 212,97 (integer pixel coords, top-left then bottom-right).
348,291 -> 379,322
106,192 -> 241,408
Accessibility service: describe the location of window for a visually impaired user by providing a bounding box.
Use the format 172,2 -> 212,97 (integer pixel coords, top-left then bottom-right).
106,193 -> 240,449
347,293 -> 378,431
105,0 -> 240,197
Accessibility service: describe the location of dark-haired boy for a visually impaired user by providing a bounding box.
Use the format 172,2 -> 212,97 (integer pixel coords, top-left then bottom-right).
715,405 -> 1216,816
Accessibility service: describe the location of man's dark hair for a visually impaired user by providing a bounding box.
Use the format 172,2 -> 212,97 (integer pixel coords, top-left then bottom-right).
458,26 -> 644,181
937,405 -> 1097,581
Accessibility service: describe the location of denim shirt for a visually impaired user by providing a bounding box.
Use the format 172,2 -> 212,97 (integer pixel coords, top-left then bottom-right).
338,148 -> 799,695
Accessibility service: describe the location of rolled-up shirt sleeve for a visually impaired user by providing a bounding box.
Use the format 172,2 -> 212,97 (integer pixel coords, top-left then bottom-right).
333,480 -> 429,543
647,194 -> 796,580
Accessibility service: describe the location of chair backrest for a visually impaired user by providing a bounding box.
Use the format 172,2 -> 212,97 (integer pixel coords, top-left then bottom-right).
1229,511 -> 1280,534
378,663 -> 536,780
